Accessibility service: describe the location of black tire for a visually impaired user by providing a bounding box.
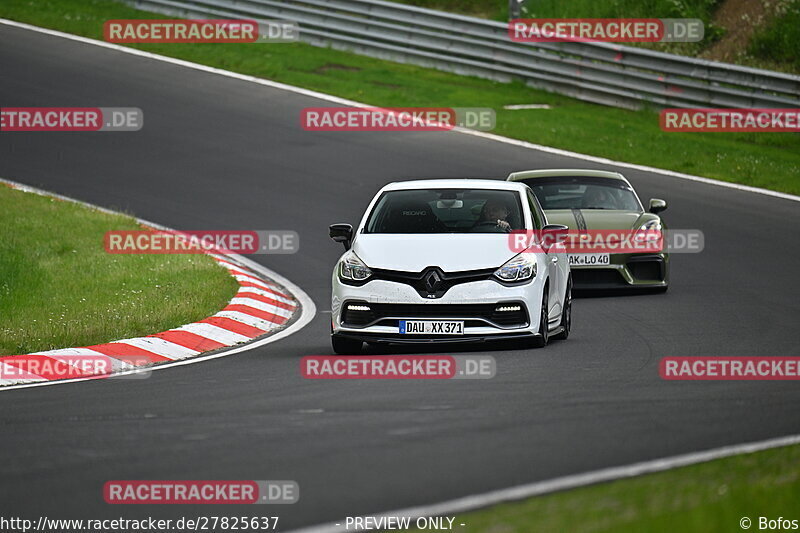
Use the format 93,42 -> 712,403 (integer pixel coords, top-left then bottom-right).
531,285 -> 550,348
553,277 -> 572,341
331,335 -> 362,355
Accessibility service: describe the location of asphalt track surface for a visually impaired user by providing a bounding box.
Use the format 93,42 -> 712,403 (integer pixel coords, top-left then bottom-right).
1,24 -> 799,530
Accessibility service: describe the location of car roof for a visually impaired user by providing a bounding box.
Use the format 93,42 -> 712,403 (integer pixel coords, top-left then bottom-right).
382,178 -> 528,192
507,168 -> 630,184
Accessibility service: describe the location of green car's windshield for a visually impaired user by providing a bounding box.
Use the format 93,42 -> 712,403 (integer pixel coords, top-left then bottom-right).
364,189 -> 524,234
523,176 -> 642,211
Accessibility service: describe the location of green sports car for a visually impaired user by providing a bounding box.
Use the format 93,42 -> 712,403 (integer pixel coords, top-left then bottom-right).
507,169 -> 669,291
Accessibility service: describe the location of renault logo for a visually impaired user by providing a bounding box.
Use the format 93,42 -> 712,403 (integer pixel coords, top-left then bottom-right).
423,269 -> 442,293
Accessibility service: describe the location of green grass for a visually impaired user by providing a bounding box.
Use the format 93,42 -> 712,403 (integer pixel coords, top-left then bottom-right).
1,0 -> 799,195
0,185 -> 239,355
748,0 -> 800,72
416,443 -> 800,532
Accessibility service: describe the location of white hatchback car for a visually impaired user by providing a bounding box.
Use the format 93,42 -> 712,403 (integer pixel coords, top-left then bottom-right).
328,179 -> 572,354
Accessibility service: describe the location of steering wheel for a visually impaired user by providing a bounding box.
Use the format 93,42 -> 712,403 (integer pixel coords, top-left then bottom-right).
472,220 -> 510,233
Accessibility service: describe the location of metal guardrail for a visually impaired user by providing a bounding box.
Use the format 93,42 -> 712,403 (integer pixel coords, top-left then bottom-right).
125,0 -> 800,110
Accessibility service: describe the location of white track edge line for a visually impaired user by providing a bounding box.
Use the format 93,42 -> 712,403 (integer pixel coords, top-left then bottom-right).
287,433 -> 800,533
0,18 -> 797,204
0,176 -> 316,391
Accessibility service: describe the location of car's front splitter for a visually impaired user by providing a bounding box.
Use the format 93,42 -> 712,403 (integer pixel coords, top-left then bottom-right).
333,331 -> 540,345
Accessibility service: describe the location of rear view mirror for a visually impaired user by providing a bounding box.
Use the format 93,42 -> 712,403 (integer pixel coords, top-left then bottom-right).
329,223 -> 353,250
436,199 -> 463,209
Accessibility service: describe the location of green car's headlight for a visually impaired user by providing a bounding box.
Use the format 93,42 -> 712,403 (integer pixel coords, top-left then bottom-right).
635,219 -> 662,241
638,220 -> 662,232
494,254 -> 537,282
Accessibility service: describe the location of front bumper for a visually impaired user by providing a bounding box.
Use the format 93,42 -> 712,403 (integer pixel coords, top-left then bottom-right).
332,277 -> 544,342
571,253 -> 669,290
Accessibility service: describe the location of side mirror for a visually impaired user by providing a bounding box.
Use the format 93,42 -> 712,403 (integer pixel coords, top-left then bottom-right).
329,223 -> 353,250
649,198 -> 667,214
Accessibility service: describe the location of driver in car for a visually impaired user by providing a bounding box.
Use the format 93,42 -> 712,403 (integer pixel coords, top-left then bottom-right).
582,187 -> 615,209
472,199 -> 511,232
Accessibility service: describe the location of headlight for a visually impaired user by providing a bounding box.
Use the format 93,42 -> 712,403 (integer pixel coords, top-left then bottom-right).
638,220 -> 662,231
339,251 -> 372,282
494,254 -> 537,282
635,219 -> 662,241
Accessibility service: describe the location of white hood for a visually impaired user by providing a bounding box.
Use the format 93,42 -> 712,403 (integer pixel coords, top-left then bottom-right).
352,234 -> 518,272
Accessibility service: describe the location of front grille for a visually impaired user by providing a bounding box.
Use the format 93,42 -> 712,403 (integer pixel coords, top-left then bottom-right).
371,267 -> 496,299
341,302 -> 528,328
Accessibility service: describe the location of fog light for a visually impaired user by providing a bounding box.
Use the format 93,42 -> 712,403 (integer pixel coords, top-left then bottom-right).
496,305 -> 521,312
347,304 -> 371,311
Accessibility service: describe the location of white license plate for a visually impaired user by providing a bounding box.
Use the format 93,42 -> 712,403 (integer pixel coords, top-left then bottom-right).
399,320 -> 464,335
569,253 -> 610,266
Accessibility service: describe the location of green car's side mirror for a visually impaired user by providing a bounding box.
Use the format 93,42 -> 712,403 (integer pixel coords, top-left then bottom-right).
649,198 -> 667,214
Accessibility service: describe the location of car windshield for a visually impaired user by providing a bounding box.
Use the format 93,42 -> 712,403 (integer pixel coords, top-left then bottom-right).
523,176 -> 642,211
364,188 -> 524,234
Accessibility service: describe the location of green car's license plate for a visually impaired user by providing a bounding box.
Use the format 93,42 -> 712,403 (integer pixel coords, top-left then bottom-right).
569,253 -> 610,266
